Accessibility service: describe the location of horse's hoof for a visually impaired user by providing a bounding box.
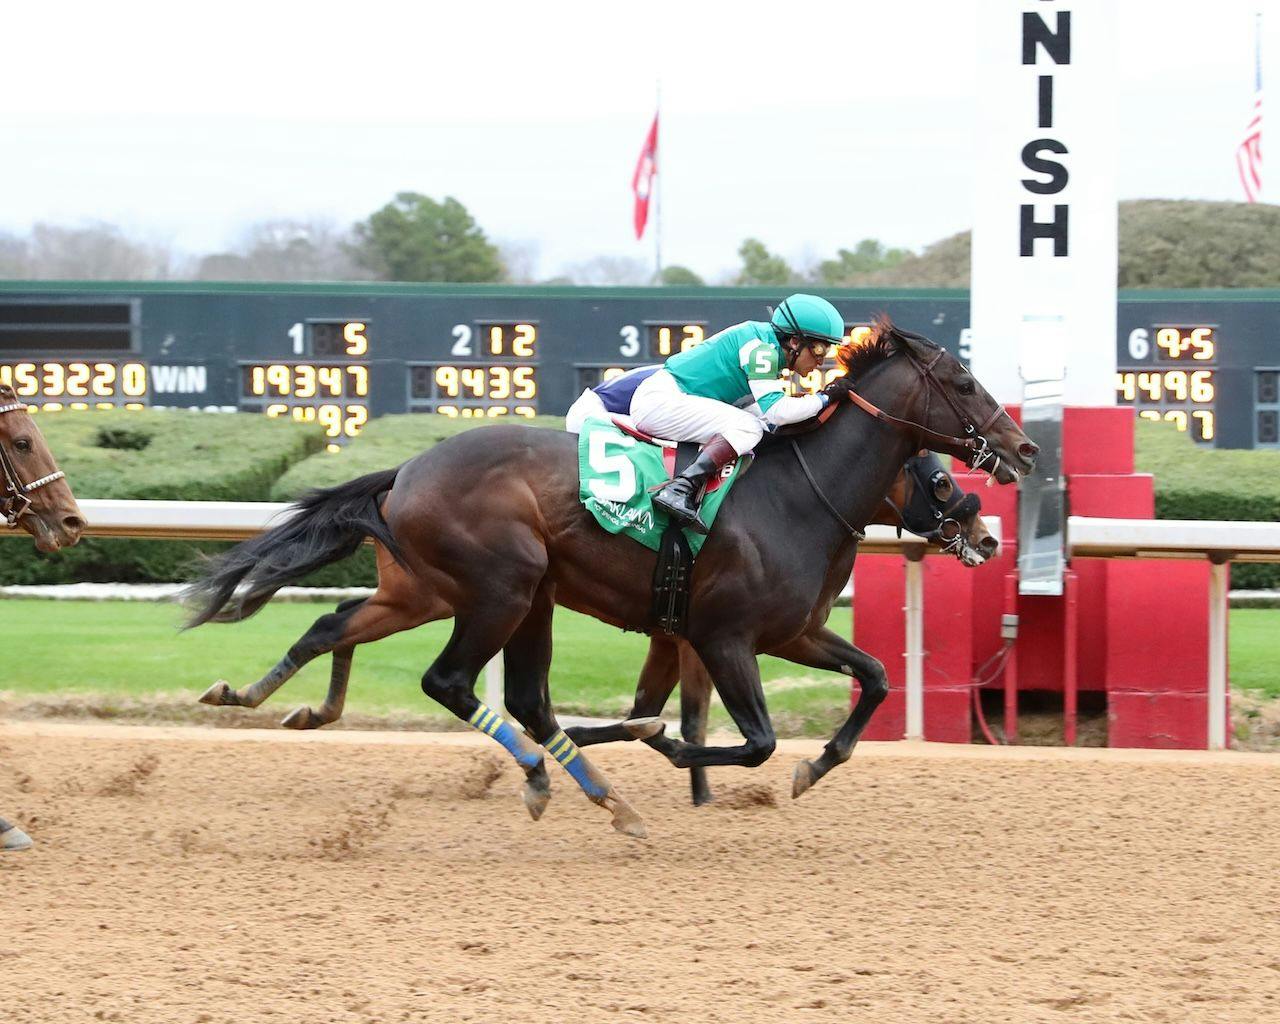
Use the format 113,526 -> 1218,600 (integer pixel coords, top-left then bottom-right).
611,813 -> 648,840
792,760 -> 818,800
692,790 -> 714,807
198,680 -> 234,706
623,716 -> 665,740
522,779 -> 551,821
280,706 -> 314,730
0,826 -> 33,852
605,792 -> 648,840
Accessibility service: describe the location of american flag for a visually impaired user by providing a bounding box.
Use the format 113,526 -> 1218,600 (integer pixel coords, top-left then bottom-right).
1237,15 -> 1263,203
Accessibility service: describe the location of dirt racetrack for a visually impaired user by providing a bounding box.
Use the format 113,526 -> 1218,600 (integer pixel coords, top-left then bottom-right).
2,722 -> 1280,1024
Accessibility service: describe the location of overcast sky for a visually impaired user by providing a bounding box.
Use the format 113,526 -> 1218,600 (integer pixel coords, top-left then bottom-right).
3,0 -> 1274,281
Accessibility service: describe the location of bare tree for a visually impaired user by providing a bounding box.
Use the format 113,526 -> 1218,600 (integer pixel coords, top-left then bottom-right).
2,223 -> 178,280
496,239 -> 541,284
558,255 -> 652,286
196,219 -> 370,281
0,232 -> 28,277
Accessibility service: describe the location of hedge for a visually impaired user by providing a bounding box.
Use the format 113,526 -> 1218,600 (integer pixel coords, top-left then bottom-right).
1134,419 -> 1280,586
3,409 -> 325,585
268,413 -> 566,500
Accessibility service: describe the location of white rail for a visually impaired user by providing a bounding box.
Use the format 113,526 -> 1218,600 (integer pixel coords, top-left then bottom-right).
1068,517 -> 1280,563
68,498 -> 297,541
27,498 -> 997,554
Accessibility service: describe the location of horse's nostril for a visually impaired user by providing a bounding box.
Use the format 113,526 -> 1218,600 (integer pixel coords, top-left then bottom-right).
63,515 -> 85,535
1018,442 -> 1039,460
979,537 -> 999,556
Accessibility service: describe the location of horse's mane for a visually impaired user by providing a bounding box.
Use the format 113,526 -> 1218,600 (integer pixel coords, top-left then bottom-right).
834,313 -> 939,380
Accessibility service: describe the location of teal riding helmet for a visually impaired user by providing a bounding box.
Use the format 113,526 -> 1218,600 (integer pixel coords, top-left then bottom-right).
770,293 -> 845,345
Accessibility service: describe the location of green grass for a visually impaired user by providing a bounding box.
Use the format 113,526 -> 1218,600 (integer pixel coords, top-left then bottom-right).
1228,609 -> 1280,697
2,599 -> 1278,733
0,600 -> 852,730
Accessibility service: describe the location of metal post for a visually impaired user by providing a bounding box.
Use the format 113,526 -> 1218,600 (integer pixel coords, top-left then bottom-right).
904,553 -> 925,741
1063,569 -> 1078,746
484,653 -> 504,715
1003,572 -> 1019,744
1207,558 -> 1229,750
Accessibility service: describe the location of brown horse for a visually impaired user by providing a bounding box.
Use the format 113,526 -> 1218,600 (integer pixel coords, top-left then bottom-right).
566,451 -> 997,805
0,383 -> 86,851
189,319 -> 1036,838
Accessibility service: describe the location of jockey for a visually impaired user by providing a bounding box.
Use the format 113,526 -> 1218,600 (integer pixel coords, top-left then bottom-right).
630,293 -> 847,534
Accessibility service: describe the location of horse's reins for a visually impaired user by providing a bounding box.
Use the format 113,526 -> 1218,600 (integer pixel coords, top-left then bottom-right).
788,437 -> 864,541
0,401 -> 65,527
788,340 -> 1007,543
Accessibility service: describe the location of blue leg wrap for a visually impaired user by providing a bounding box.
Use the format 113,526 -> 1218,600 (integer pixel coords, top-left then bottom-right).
544,730 -> 608,800
468,704 -> 542,769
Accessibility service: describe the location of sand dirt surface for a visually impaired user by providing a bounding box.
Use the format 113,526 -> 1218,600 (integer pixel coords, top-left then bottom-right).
2,722 -> 1279,1024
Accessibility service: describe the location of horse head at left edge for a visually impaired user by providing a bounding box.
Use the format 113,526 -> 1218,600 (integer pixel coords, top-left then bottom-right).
0,383 -> 85,552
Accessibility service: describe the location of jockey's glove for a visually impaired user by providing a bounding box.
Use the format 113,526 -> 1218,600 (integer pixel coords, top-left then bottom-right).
821,376 -> 857,401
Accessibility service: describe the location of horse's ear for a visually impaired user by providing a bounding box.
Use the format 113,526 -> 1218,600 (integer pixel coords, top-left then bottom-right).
888,328 -> 923,359
0,382 -> 16,401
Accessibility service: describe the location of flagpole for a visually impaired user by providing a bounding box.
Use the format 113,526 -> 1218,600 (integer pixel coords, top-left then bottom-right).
654,80 -> 663,284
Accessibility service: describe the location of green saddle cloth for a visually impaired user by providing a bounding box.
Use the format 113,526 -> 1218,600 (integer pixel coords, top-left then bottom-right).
576,416 -> 746,555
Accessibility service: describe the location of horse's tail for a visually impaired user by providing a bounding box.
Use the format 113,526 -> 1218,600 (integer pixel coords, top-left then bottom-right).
182,466 -> 405,628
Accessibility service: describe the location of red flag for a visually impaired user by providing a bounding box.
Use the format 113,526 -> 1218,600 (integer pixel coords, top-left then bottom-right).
1237,17 -> 1263,203
632,113 -> 659,240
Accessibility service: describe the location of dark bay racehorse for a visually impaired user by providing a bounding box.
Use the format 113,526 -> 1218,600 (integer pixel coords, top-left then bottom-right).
0,383 -> 86,851
189,319 -> 1037,837
566,452 -> 997,805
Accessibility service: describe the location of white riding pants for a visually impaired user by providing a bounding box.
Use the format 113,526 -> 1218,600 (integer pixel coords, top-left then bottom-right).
630,369 -> 764,455
564,389 -> 607,433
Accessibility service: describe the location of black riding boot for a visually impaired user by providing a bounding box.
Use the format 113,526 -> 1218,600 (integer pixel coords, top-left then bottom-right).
652,435 -> 738,535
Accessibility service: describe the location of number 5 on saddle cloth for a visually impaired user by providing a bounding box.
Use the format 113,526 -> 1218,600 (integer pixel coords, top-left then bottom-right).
577,415 -> 749,635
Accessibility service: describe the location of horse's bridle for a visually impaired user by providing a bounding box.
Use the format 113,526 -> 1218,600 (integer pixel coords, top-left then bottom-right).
841,344 -> 1007,474
0,401 -> 66,527
789,338 -> 1005,543
882,454 -> 982,558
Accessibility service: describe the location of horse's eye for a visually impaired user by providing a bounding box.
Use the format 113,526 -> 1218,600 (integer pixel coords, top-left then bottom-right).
957,379 -> 976,396
14,438 -> 31,453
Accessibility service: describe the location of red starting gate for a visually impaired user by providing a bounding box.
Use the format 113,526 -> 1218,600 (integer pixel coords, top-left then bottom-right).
853,407 -> 1218,748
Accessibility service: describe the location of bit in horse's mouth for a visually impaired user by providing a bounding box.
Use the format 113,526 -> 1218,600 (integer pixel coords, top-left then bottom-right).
985,455 -> 1024,486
